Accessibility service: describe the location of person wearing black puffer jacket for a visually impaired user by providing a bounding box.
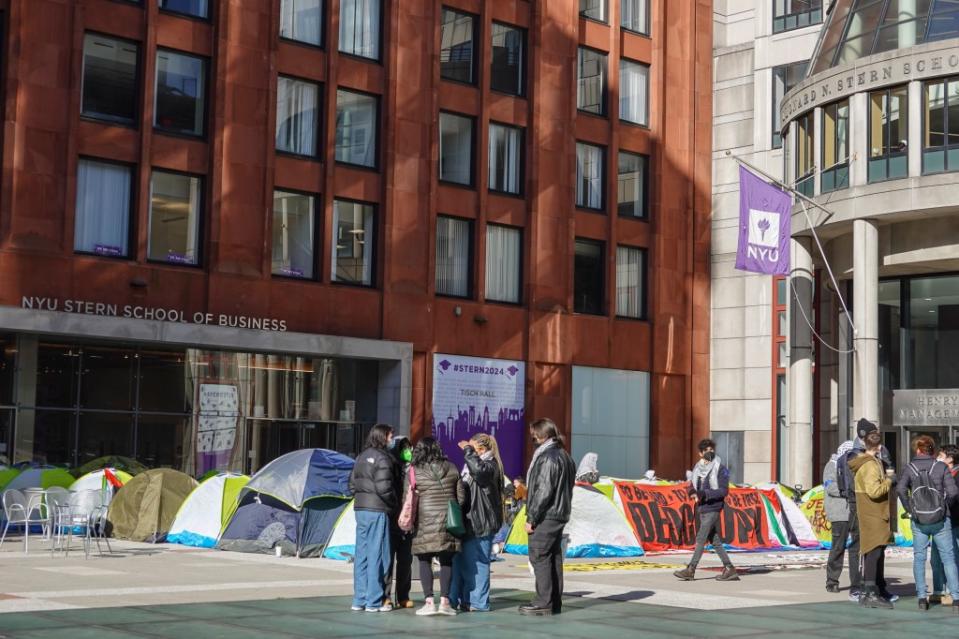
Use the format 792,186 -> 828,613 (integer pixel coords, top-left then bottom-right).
450,433 -> 505,613
518,418 -> 575,617
349,423 -> 399,613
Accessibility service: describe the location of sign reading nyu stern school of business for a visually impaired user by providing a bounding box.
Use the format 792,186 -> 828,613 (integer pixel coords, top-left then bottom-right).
734,166 -> 791,276
431,354 -> 525,479
19,296 -> 287,332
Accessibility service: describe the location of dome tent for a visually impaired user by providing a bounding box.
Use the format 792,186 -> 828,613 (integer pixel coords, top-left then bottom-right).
0,467 -> 21,491
218,449 -> 353,558
168,473 -> 250,548
70,468 -> 133,493
323,500 -> 357,560
107,469 -> 197,542
73,456 -> 148,478
6,467 -> 75,492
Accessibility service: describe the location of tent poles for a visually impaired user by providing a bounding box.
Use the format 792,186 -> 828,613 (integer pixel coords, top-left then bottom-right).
724,150 -> 857,340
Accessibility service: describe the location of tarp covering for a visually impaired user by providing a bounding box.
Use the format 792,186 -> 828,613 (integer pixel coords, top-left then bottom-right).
504,485 -> 645,558
241,449 -> 353,509
6,468 -> 75,491
107,469 -> 197,542
168,473 -> 250,548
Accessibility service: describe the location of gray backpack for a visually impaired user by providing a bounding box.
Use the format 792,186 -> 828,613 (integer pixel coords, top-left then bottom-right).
909,461 -> 946,526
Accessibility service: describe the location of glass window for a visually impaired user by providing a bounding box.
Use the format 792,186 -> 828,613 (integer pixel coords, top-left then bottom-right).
488,123 -> 522,195
154,50 -> 206,136
0,409 -> 12,465
276,76 -> 319,157
74,159 -> 133,257
772,60 -> 808,148
773,0 -> 823,33
435,216 -> 472,298
0,335 -> 15,407
332,200 -> 375,286
878,279 -> 901,392
339,0 -> 381,60
22,410 -> 75,466
923,77 -> 959,174
712,431 -> 745,484
148,170 -> 202,265
440,8 -> 475,84
796,111 -> 814,196
822,99 -> 850,192
576,142 -> 604,210
78,412 -> 133,464
335,89 -> 377,167
272,190 -> 316,279
577,47 -> 607,116
486,224 -> 521,304
619,59 -> 649,126
158,0 -> 208,18
616,245 -> 645,319
137,414 -> 190,471
906,275 -> 959,389
490,23 -> 524,96
280,0 -> 323,46
868,85 -> 909,182
580,0 -> 606,22
439,112 -> 473,185
622,0 -> 650,34
617,151 -> 647,218
35,343 -> 80,408
574,238 -> 604,315
137,348 -> 187,413
79,346 -> 136,410
81,33 -> 138,124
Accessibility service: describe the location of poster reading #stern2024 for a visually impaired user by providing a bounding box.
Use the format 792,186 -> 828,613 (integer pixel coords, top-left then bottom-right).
431,354 -> 526,480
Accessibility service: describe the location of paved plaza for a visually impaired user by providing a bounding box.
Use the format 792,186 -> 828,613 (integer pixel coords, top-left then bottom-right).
0,538 -> 955,638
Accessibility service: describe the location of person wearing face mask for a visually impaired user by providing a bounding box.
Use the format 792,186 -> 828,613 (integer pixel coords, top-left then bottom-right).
673,438 -> 739,582
348,423 -> 400,613
518,418 -> 576,616
384,436 -> 415,609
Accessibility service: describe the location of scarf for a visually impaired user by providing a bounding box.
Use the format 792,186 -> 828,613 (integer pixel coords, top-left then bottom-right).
462,450 -> 495,486
831,440 -> 854,463
527,438 -> 558,487
691,455 -> 721,491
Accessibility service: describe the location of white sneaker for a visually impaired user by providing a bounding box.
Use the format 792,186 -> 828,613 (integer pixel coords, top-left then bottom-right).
351,605 -> 364,611
436,602 -> 458,616
365,603 -> 392,612
416,602 -> 438,616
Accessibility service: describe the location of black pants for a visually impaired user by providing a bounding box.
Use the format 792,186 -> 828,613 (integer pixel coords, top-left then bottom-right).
529,518 -> 565,610
386,530 -> 413,601
862,546 -> 886,588
826,518 -> 862,589
417,552 -> 454,599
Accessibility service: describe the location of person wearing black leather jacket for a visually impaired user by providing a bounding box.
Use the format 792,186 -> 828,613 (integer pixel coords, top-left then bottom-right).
518,418 -> 575,617
450,433 -> 505,612
348,424 -> 399,612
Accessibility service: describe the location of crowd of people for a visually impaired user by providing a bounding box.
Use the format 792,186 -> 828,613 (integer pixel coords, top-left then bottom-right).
822,418 -> 959,612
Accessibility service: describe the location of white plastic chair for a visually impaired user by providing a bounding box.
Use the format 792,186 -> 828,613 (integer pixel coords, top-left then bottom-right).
0,489 -> 32,552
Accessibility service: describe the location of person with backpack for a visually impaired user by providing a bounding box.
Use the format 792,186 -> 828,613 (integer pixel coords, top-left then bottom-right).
897,435 -> 959,612
930,444 -> 959,604
848,430 -> 894,609
823,440 -> 862,598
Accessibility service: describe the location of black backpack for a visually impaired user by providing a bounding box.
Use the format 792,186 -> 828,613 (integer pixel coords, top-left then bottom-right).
836,451 -> 854,499
909,461 -> 946,525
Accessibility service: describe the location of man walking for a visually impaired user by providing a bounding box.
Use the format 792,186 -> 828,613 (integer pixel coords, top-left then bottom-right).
518,418 -> 575,616
673,438 -> 739,582
824,440 -> 863,599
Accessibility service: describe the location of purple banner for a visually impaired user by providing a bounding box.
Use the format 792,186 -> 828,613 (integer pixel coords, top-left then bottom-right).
735,166 -> 791,276
430,354 -> 525,479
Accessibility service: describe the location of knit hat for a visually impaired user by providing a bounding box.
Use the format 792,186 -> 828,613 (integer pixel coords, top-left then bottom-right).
856,418 -> 878,439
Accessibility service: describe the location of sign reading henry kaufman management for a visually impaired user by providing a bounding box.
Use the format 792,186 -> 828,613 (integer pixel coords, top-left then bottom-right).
893,389 -> 959,427
431,354 -> 525,479
735,166 -> 791,276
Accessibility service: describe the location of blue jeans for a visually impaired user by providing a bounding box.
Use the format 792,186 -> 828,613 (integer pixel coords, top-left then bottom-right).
450,534 -> 494,611
352,510 -> 391,610
932,520 -> 959,594
913,519 -> 959,599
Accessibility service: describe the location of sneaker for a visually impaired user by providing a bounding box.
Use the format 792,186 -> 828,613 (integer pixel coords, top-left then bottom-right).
847,589 -> 862,603
919,598 -> 929,611
365,604 -> 392,613
859,591 -> 893,610
436,602 -> 458,616
879,591 -> 899,603
416,602 -> 438,616
825,584 -> 840,593
351,605 -> 364,611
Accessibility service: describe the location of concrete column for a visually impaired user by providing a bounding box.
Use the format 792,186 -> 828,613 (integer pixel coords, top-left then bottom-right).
13,335 -> 38,463
850,92 -> 869,187
853,219 -> 880,424
908,80 -> 922,177
813,107 -> 822,195
789,237 -> 814,489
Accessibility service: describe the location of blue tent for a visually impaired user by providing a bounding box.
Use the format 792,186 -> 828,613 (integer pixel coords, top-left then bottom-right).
217,449 -> 354,558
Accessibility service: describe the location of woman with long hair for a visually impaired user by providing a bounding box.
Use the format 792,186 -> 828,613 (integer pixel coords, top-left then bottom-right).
406,437 -> 466,616
450,432 -> 505,612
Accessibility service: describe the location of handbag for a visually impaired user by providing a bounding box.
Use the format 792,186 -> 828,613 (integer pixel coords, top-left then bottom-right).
398,466 -> 418,532
445,497 -> 466,538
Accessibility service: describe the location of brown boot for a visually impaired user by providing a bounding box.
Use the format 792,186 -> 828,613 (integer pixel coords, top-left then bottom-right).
716,566 -> 740,581
673,566 -> 695,581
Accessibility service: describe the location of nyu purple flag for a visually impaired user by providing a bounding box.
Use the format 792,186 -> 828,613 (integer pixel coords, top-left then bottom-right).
735,166 -> 791,276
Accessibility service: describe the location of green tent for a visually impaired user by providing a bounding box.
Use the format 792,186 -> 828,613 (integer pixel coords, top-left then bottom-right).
107,469 -> 197,542
73,456 -> 148,478
0,467 -> 21,491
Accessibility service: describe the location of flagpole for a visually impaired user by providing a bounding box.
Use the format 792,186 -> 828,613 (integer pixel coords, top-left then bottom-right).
725,150 -> 857,340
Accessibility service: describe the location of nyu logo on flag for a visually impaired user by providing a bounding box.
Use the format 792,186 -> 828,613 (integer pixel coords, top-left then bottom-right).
735,166 -> 791,276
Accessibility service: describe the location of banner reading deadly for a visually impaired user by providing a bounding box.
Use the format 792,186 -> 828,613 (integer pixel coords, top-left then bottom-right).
615,482 -> 775,552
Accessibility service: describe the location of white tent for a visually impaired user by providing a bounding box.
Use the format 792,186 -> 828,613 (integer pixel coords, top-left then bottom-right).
323,500 -> 357,560
69,468 -> 132,505
167,473 -> 249,548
